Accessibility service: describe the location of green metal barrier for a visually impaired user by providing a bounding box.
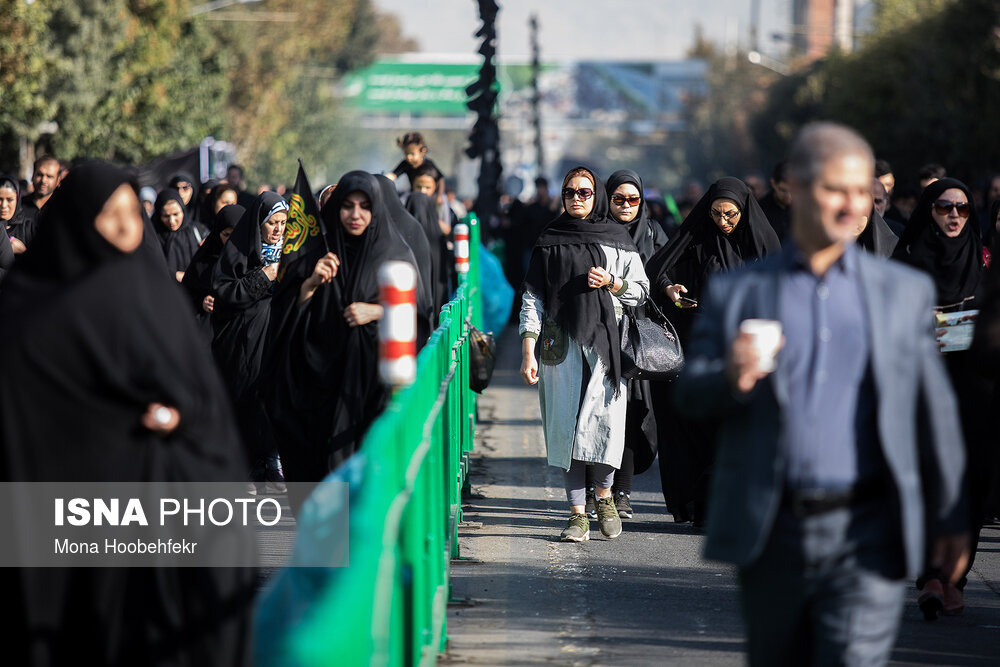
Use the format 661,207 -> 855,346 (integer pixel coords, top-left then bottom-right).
289,214 -> 482,666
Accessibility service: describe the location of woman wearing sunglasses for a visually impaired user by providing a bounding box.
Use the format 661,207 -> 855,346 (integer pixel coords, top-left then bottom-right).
893,178 -> 994,620
519,166 -> 650,542
572,170 -> 669,521
645,177 -> 780,525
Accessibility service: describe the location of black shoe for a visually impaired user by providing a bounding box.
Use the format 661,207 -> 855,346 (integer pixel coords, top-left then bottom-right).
585,487 -> 597,520
918,579 -> 944,621
614,491 -> 633,519
263,456 -> 287,494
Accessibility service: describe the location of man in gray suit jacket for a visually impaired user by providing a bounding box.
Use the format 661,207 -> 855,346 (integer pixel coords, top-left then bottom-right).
675,122 -> 969,666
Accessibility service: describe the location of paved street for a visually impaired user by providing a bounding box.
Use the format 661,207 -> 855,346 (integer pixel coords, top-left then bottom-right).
444,330 -> 1000,666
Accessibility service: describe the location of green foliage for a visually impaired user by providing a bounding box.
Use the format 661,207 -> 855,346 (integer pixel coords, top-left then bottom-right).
0,0 -> 56,135
679,39 -> 781,185
1,0 -> 409,182
39,0 -> 227,164
753,0 -> 1000,184
202,0 -> 407,186
0,0 -> 58,169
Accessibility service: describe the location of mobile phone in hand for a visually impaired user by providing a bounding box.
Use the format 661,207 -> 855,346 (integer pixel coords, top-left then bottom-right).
676,295 -> 698,306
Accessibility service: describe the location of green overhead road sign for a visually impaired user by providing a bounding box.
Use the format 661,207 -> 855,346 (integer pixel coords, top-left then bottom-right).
341,61 -> 489,115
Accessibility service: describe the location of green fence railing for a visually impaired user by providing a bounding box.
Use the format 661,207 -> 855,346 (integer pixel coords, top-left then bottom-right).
288,214 -> 482,666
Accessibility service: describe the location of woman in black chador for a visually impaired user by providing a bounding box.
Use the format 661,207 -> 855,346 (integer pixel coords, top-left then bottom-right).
211,191 -> 288,485
151,188 -> 203,283
0,161 -> 253,665
583,169 -> 666,520
1,173 -> 35,252
182,203 -> 244,345
892,177 -> 994,619
266,171 -> 424,500
375,173 -> 436,341
405,190 -> 451,316
646,177 -> 780,524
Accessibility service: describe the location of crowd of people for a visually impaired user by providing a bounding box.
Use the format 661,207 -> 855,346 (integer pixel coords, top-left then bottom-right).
2,120 -> 999,665
0,132 -> 463,663
513,123 -> 999,664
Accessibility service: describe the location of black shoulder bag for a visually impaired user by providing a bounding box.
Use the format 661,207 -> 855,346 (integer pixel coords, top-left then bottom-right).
618,297 -> 684,381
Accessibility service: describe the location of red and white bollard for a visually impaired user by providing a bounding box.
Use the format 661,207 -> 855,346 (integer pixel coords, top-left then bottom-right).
378,261 -> 417,387
454,223 -> 470,275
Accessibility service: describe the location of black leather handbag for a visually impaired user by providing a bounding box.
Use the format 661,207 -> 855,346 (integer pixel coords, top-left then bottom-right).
618,298 -> 684,381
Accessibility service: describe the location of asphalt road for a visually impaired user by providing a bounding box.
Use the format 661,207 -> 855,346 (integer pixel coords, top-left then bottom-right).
443,330 -> 1000,666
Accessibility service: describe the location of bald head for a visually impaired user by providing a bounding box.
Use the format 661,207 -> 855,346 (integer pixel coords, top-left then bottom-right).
787,122 -> 875,186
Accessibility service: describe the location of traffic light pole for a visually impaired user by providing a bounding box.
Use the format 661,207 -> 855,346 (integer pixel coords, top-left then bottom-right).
466,0 -> 502,232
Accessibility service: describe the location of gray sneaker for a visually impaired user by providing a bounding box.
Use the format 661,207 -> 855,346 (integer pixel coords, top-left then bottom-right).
560,513 -> 590,542
615,491 -> 633,519
596,496 -> 622,538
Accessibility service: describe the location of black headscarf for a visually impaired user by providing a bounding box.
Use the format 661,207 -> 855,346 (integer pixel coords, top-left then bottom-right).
606,169 -> 667,263
266,171 -> 423,485
152,188 -> 202,276
404,190 -> 450,312
0,161 -> 252,665
213,192 -> 286,295
857,209 -> 899,258
375,174 -> 436,332
892,178 -> 983,307
168,170 -> 194,208
196,178 -> 220,227
1,173 -> 35,247
168,170 -> 210,239
0,175 -> 22,277
210,191 -> 287,462
523,166 -> 637,387
605,170 -> 663,467
17,162 -> 140,282
647,176 -> 780,301
182,204 -> 245,341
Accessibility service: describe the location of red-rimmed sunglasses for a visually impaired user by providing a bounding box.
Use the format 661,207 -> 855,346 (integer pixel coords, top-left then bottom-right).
932,200 -> 971,218
611,194 -> 642,206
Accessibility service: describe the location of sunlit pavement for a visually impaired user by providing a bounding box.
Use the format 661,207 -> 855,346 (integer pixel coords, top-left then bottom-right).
444,329 -> 1000,666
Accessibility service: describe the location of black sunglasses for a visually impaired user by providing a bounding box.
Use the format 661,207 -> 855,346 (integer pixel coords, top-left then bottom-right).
932,200 -> 970,218
562,187 -> 594,201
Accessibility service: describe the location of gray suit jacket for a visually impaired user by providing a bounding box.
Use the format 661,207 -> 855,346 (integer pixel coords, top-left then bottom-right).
675,250 -> 966,578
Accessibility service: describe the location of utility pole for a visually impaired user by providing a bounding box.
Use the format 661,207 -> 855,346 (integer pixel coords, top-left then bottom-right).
529,14 -> 544,179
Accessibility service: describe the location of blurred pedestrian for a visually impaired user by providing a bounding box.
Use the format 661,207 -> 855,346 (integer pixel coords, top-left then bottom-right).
0,161 -> 253,665
676,123 -> 968,665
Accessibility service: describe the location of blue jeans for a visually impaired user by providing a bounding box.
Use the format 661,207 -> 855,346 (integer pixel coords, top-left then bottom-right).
739,497 -> 906,666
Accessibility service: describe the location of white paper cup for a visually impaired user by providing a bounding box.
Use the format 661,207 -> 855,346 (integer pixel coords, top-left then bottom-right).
739,319 -> 782,372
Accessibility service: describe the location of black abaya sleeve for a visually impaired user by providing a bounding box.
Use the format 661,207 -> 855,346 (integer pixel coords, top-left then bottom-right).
213,264 -> 273,308
0,232 -> 13,272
